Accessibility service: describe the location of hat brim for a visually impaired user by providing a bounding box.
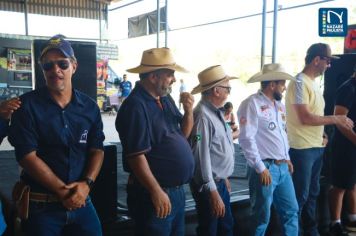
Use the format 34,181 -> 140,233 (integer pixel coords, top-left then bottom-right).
247,71 -> 295,83
330,55 -> 340,59
127,64 -> 188,74
191,76 -> 238,95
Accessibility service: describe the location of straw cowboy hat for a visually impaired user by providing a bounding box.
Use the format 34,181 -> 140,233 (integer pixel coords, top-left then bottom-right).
247,63 -> 295,83
127,47 -> 188,74
191,65 -> 238,95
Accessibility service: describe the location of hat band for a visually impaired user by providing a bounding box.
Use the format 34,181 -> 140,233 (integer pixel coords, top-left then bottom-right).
140,62 -> 177,67
201,76 -> 227,88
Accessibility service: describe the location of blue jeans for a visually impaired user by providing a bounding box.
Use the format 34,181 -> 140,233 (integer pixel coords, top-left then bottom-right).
0,201 -> 6,235
249,161 -> 299,236
289,148 -> 324,236
190,180 -> 234,236
24,197 -> 102,236
127,183 -> 186,236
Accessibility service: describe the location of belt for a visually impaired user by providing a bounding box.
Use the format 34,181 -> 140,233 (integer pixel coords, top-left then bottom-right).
214,178 -> 225,183
264,159 -> 288,165
29,192 -> 60,203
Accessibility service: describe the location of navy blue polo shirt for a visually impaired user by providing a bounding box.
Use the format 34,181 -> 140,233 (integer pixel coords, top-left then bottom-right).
333,78 -> 356,153
8,87 -> 105,193
116,82 -> 194,187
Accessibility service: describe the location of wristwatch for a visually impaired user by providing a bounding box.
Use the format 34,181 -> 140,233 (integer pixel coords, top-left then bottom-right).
83,177 -> 94,189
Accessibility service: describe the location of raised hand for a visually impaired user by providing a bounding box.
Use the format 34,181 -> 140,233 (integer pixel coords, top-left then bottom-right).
0,97 -> 21,120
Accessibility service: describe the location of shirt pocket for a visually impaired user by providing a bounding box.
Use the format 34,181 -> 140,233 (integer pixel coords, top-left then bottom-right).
258,110 -> 273,126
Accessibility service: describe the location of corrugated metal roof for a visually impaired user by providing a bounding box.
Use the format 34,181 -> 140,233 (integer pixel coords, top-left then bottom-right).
0,0 -> 114,20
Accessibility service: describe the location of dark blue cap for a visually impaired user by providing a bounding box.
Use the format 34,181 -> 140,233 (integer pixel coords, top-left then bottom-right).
40,34 -> 74,60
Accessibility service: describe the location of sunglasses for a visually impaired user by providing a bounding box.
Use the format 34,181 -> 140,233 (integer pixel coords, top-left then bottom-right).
217,86 -> 232,93
41,59 -> 70,71
319,56 -> 331,65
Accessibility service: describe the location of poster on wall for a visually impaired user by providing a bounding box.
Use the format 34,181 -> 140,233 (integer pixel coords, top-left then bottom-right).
97,59 -> 108,110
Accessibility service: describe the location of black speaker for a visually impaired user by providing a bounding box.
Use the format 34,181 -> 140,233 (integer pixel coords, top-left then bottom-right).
324,53 -> 356,116
90,144 -> 118,224
32,40 -> 97,100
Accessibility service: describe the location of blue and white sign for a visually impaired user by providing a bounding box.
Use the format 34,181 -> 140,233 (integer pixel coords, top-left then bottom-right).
319,8 -> 348,37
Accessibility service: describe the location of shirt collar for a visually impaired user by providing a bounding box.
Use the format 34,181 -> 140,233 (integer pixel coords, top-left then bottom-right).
258,90 -> 275,106
135,81 -> 170,103
201,98 -> 221,112
71,89 -> 85,107
40,87 -> 85,107
136,82 -> 156,101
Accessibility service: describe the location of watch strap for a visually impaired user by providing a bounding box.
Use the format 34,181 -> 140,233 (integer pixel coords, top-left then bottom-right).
83,177 -> 94,189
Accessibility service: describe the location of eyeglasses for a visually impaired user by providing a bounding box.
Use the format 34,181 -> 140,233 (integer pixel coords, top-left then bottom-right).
319,56 -> 331,65
41,59 -> 70,71
217,86 -> 232,93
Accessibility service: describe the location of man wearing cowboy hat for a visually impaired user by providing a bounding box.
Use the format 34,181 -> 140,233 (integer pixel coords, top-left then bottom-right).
285,43 -> 354,236
190,65 -> 237,236
237,63 -> 299,236
115,47 -> 195,236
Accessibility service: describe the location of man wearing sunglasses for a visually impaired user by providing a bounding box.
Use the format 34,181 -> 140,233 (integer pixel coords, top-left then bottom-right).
9,35 -> 105,236
190,65 -> 237,236
285,43 -> 354,236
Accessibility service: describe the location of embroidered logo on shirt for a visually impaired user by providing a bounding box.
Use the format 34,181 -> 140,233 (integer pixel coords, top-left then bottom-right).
239,117 -> 247,125
194,134 -> 201,142
281,113 -> 286,121
260,105 -> 269,111
79,130 -> 88,143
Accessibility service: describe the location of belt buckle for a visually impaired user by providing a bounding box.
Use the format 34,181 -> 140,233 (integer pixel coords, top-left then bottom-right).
275,159 -> 286,165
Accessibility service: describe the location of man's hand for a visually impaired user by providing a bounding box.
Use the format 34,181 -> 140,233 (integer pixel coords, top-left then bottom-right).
0,97 -> 21,120
56,186 -> 79,210
209,190 -> 225,218
286,160 -> 294,174
225,178 -> 231,193
62,181 -> 90,210
231,125 -> 240,140
322,135 -> 328,147
150,188 -> 171,218
334,115 -> 354,130
260,169 -> 272,186
180,92 -> 194,113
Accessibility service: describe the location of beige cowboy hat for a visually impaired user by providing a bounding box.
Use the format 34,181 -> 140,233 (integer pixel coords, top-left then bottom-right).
247,63 -> 295,83
191,65 -> 238,95
127,47 -> 188,74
